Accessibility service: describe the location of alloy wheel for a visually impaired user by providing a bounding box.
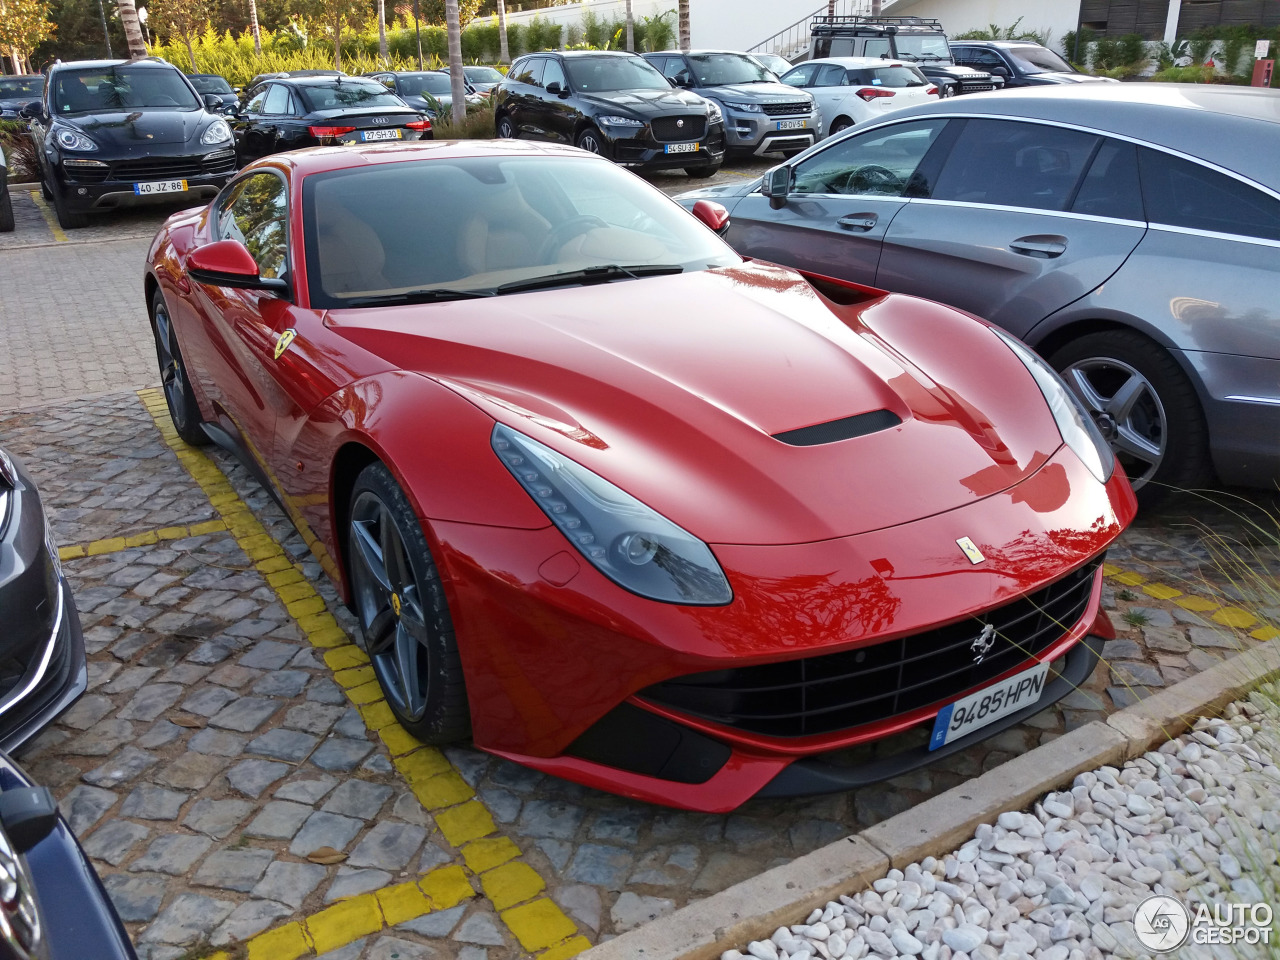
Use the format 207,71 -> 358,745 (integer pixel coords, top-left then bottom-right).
1061,356 -> 1166,488
153,301 -> 189,429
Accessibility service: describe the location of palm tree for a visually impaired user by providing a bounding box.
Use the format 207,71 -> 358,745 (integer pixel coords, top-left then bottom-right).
678,0 -> 689,51
446,0 -> 465,126
625,0 -> 633,51
248,0 -> 262,54
497,0 -> 509,63
117,0 -> 148,57
377,0 -> 388,63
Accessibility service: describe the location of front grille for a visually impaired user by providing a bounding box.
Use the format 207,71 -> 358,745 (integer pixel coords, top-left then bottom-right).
109,155 -> 212,181
642,557 -> 1101,738
961,83 -> 995,92
651,115 -> 707,142
761,101 -> 811,117
203,150 -> 237,175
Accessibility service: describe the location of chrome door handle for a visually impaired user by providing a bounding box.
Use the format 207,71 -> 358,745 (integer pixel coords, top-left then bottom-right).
837,213 -> 879,231
1010,236 -> 1067,258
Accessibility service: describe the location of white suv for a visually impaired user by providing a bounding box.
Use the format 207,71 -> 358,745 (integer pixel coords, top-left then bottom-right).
779,57 -> 938,138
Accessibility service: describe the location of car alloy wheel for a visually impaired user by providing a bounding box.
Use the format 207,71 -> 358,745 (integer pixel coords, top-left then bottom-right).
347,463 -> 469,743
496,115 -> 515,138
830,117 -> 853,136
576,127 -> 604,155
150,290 -> 209,446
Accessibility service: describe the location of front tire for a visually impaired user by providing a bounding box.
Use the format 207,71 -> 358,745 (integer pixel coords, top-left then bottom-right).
149,289 -> 209,446
49,177 -> 89,230
496,114 -> 516,139
0,189 -> 13,233
346,463 -> 470,744
576,126 -> 606,156
1048,329 -> 1211,503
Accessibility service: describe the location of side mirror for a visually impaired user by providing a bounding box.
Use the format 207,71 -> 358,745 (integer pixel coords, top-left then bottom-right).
188,240 -> 290,297
990,65 -> 1010,78
19,101 -> 41,120
545,81 -> 563,95
203,93 -> 223,112
691,199 -> 730,235
761,164 -> 792,209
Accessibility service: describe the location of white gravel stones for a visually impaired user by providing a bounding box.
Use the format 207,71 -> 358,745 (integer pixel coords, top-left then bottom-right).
738,693 -> 1280,960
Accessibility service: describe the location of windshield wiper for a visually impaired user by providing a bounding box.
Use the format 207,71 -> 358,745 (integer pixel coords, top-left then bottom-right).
495,264 -> 684,295
341,288 -> 496,307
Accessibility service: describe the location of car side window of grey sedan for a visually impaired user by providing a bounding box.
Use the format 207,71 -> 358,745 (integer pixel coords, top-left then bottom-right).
1136,147 -> 1280,242
792,119 -> 946,197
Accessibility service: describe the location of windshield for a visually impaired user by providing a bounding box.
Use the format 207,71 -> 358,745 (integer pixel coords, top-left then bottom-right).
1007,45 -> 1076,73
750,54 -> 790,78
0,77 -> 43,99
465,66 -> 504,83
687,53 -> 774,85
188,75 -> 233,94
395,73 -> 453,96
52,66 -> 199,113
893,34 -> 953,60
303,155 -> 737,308
300,80 -> 406,111
564,56 -> 671,92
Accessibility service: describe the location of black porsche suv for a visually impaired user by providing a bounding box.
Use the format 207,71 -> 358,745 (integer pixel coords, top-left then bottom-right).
493,51 -> 726,177
23,57 -> 236,229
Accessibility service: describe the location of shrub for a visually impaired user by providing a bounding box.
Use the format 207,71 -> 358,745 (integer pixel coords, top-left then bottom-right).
431,99 -> 496,139
0,120 -> 37,181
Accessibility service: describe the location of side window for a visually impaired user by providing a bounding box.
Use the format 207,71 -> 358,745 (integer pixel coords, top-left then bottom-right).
952,47 -> 977,65
792,119 -> 947,197
1138,147 -> 1280,241
245,88 -> 267,115
1072,138 -> 1144,221
863,39 -> 891,58
661,57 -> 686,81
931,119 -> 1099,211
780,64 -> 817,87
215,173 -> 289,280
263,84 -> 290,115
543,58 -> 567,90
523,58 -> 546,88
814,64 -> 846,87
510,59 -> 533,84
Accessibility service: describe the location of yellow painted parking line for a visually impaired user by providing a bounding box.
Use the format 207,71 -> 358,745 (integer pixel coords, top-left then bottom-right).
1103,566 -> 1277,635
58,519 -> 230,561
136,390 -> 586,959
27,190 -> 68,242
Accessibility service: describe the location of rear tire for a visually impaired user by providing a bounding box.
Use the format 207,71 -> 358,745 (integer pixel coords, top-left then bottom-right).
829,117 -> 854,136
0,188 -> 13,233
685,163 -> 721,178
1048,329 -> 1212,505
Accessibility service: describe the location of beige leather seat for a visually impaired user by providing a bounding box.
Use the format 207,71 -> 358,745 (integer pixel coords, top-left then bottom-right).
456,183 -> 551,276
315,203 -> 389,295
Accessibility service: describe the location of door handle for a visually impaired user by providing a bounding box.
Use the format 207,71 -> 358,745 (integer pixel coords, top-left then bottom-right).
837,213 -> 879,231
1009,235 -> 1067,258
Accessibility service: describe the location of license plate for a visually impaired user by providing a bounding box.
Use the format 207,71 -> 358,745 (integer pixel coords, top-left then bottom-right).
929,661 -> 1049,750
133,180 -> 187,196
664,142 -> 698,154
360,129 -> 403,141
776,119 -> 806,130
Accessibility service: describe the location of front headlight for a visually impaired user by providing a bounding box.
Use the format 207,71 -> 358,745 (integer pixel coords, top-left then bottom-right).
202,118 -> 232,144
705,101 -> 722,121
598,115 -> 644,127
992,330 -> 1115,484
492,424 -> 733,605
55,128 -> 97,151
723,101 -> 762,113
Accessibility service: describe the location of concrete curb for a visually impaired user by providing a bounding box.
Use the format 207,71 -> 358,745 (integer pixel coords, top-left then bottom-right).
581,637 -> 1280,960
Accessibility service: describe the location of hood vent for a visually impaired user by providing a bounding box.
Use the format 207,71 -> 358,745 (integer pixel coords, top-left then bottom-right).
773,410 -> 902,447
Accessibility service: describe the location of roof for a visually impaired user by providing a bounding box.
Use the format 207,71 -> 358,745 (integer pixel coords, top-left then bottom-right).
252,138 -> 597,180
951,40 -> 1046,49
644,50 -> 765,56
537,50 -> 641,59
51,58 -> 176,71
888,83 -> 1280,189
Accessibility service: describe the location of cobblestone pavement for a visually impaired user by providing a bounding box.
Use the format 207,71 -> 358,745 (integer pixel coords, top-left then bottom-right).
0,386 -> 1275,960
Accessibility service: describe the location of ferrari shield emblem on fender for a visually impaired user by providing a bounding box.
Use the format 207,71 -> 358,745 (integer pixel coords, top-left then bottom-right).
274,329 -> 297,360
956,536 -> 985,564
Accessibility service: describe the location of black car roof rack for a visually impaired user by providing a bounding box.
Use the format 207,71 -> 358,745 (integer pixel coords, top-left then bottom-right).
811,15 -> 946,36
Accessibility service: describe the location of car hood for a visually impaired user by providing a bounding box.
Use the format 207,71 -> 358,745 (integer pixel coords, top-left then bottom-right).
332,262 -> 1064,545
919,63 -> 992,79
1032,72 -> 1114,83
698,81 -> 809,102
578,87 -> 709,116
58,108 -> 208,145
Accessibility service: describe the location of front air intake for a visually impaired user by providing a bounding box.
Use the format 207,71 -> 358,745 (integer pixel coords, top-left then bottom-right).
772,410 -> 901,446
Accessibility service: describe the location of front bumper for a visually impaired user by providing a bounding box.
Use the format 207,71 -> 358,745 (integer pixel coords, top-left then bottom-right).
53,148 -> 235,213
433,444 -> 1135,811
723,110 -> 818,155
603,123 -> 726,170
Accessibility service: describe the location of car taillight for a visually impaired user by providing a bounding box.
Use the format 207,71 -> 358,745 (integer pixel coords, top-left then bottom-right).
405,119 -> 432,130
856,88 -> 896,102
925,84 -> 939,95
309,125 -> 356,137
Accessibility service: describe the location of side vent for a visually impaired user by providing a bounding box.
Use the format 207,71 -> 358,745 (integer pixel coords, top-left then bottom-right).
772,410 -> 902,446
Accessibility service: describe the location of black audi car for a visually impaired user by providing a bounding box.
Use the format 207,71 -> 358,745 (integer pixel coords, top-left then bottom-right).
493,50 -> 726,177
22,58 -> 236,229
0,747 -> 137,959
0,447 -> 85,753
187,72 -> 240,112
364,70 -> 485,119
0,75 -> 44,120
231,75 -> 432,166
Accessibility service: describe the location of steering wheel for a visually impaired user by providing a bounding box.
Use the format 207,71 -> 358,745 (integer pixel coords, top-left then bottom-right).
842,164 -> 901,195
538,215 -> 609,263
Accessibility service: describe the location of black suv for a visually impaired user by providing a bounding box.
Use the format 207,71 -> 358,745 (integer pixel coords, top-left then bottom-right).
950,41 -> 1117,88
494,51 -> 726,177
23,58 -> 236,229
809,16 -> 1000,97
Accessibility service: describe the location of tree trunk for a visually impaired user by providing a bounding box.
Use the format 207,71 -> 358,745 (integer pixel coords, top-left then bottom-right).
117,0 -> 148,58
333,8 -> 343,70
678,0 -> 690,51
446,0 -> 466,127
625,0 -> 633,51
185,34 -> 196,72
871,0 -> 882,14
378,0 -> 388,63
249,0 -> 262,55
827,0 -> 835,17
497,0 -> 509,63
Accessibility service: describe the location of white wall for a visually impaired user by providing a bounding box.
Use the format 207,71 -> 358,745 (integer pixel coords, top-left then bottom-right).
882,0 -> 1081,52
